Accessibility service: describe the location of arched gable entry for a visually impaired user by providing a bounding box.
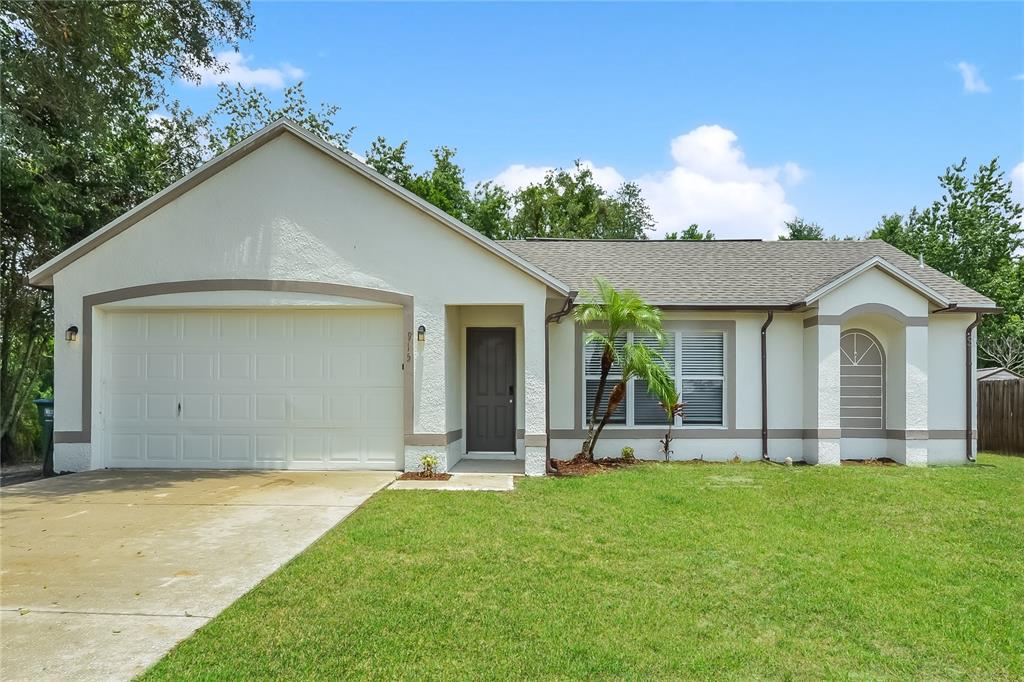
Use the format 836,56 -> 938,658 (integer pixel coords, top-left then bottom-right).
840,329 -> 885,433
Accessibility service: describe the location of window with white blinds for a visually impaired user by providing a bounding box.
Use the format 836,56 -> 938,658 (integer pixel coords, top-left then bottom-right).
680,333 -> 725,425
583,329 -> 725,427
583,334 -> 626,424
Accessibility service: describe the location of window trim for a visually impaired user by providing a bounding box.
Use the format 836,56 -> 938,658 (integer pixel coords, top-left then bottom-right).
578,321 -> 733,431
839,327 -> 886,434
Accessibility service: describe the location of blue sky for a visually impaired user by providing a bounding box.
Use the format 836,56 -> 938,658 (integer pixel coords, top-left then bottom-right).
169,2 -> 1024,240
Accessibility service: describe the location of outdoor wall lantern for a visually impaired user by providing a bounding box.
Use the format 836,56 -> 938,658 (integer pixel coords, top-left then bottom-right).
417,325 -> 426,342
65,325 -> 79,342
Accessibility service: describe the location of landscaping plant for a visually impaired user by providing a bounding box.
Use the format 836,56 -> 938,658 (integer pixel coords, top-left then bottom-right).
573,278 -> 676,461
419,454 -> 439,477
658,401 -> 687,461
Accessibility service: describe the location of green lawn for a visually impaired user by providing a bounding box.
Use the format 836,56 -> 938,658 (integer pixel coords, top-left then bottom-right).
143,454 -> 1024,680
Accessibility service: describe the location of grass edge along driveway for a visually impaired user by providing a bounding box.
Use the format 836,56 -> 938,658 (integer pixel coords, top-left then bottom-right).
143,454 -> 1024,680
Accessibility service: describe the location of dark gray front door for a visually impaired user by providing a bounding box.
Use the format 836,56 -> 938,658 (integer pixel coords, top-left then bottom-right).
467,328 -> 516,452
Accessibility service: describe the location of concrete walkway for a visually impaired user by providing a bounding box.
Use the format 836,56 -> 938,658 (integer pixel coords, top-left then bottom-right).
0,469 -> 396,681
449,458 -> 525,474
389,473 -> 516,491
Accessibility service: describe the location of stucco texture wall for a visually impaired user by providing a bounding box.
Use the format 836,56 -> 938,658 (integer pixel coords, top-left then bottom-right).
52,133 -> 554,470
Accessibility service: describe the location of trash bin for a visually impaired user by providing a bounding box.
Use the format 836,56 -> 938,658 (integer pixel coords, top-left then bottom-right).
33,398 -> 54,476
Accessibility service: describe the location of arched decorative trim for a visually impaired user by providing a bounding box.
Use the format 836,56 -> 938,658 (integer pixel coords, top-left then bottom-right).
54,279 -> 414,444
804,303 -> 929,328
839,328 -> 886,437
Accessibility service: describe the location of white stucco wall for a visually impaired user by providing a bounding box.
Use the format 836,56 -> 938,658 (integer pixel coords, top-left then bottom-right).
817,267 -> 930,317
51,132 -> 554,471
548,311 -> 807,463
546,266 -> 977,466
928,314 -> 974,432
547,317 -> 576,431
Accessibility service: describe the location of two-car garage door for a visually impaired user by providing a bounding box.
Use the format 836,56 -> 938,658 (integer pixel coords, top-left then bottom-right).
101,308 -> 403,469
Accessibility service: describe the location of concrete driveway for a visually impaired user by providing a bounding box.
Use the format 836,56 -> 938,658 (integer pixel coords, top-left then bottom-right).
0,469 -> 397,681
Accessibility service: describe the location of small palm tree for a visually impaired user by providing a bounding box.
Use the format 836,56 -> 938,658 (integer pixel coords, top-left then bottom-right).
589,344 -> 677,459
573,278 -> 674,460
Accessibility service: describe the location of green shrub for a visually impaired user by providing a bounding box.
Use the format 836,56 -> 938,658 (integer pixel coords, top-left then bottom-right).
420,453 -> 440,476
621,446 -> 635,462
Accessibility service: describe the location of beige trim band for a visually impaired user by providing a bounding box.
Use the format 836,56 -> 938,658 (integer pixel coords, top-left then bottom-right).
547,428 -> 976,441
404,430 -> 462,447
804,429 -> 843,439
550,428 -> 806,440
803,304 -> 930,328
926,429 -> 977,439
54,279 -> 415,446
524,434 -> 547,447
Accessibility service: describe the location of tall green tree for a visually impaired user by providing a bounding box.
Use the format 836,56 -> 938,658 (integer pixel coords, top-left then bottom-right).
665,224 -> 715,240
364,137 -> 414,187
364,144 -> 656,241
407,147 -> 473,223
467,182 -> 513,240
778,217 -> 826,240
158,82 -> 352,180
364,137 -> 476,225
1,0 -> 253,461
869,158 -> 1023,349
508,163 -> 654,240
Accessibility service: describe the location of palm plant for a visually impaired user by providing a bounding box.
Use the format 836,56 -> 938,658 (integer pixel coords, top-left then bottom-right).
658,401 -> 687,460
589,344 -> 677,460
573,278 -> 675,460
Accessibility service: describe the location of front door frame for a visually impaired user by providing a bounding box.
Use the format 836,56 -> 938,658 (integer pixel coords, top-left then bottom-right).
466,327 -> 517,454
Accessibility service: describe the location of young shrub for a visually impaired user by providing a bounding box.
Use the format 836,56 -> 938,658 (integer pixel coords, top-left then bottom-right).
659,401 -> 686,461
419,453 -> 440,476
621,446 -> 635,462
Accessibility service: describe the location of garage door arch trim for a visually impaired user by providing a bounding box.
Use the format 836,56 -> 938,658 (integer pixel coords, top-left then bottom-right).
56,280 -> 414,448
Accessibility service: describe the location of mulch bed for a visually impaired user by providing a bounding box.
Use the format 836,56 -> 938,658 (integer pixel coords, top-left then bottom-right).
397,471 -> 453,481
841,457 -> 900,466
550,457 -> 642,476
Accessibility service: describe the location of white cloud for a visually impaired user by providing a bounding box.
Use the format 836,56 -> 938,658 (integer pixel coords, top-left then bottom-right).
1011,162 -> 1024,204
782,161 -> 806,186
492,160 -> 625,195
489,125 -> 802,239
188,51 -> 305,89
955,61 -> 991,93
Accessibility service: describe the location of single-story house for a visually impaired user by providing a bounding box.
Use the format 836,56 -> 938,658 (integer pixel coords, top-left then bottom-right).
29,119 -> 999,476
977,367 -> 1022,382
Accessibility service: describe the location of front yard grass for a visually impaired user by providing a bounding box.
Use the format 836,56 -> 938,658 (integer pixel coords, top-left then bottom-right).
143,454 -> 1024,680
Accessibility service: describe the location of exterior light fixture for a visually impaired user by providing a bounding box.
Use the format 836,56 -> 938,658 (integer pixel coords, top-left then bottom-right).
417,325 -> 426,342
65,325 -> 79,342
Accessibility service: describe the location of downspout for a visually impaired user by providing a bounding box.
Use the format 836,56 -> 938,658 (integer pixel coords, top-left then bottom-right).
760,310 -> 774,461
545,292 -> 577,473
965,312 -> 982,462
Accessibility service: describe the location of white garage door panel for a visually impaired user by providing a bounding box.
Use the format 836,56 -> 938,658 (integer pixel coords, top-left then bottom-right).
102,309 -> 403,469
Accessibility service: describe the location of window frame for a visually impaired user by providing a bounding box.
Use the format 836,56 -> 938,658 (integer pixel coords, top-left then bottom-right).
580,326 -> 728,429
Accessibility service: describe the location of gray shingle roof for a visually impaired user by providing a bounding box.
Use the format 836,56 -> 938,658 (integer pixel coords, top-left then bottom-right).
499,239 -> 997,309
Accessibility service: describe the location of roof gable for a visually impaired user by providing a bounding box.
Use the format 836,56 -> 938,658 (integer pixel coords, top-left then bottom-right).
799,256 -> 950,307
29,119 -> 570,294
